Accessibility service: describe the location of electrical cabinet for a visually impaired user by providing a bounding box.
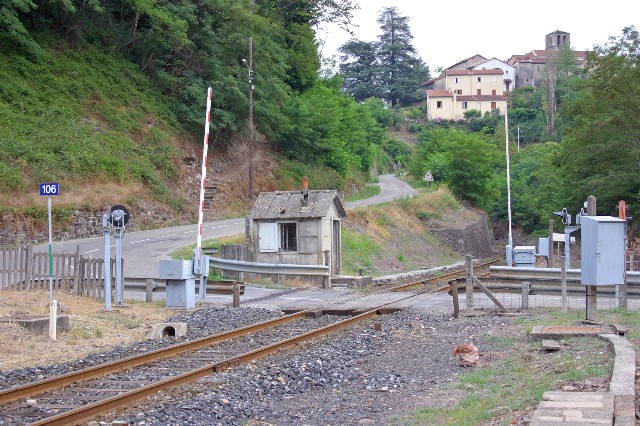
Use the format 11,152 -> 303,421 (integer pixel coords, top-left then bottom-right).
513,246 -> 536,267
580,216 -> 625,286
160,260 -> 196,309
160,260 -> 195,280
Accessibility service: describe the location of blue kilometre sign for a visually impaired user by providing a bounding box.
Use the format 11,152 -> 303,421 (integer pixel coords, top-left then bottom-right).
40,182 -> 59,196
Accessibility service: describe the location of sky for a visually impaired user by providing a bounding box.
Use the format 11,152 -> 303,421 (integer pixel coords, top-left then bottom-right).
317,0 -> 637,71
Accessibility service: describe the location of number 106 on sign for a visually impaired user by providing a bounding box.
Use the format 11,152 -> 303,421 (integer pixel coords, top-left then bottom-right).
40,183 -> 59,196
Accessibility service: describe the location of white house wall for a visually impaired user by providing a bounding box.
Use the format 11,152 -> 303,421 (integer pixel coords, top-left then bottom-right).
471,59 -> 515,93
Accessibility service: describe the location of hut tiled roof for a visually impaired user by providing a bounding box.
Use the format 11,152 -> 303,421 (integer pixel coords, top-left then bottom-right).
249,190 -> 346,220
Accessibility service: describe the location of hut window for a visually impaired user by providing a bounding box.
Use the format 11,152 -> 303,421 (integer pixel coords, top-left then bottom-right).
280,223 -> 297,251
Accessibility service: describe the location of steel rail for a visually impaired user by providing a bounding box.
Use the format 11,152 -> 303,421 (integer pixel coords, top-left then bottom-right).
1,272 -> 439,407
0,312 -> 305,404
3,260 -> 483,424
390,258 -> 501,291
28,294 -> 430,426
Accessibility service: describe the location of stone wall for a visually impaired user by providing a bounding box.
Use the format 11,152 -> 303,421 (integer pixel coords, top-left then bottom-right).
432,211 -> 495,258
0,207 -> 175,247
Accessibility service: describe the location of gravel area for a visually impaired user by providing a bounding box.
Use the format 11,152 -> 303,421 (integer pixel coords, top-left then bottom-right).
0,306 -> 283,390
88,305 -> 525,426
2,303 -> 617,426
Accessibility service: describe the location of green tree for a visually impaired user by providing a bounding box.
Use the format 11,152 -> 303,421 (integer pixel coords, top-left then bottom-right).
507,86 -> 545,143
490,143 -> 565,233
409,127 -> 499,207
561,26 -> 640,216
376,7 -> 429,106
337,7 -> 429,107
0,0 -> 38,52
275,77 -> 376,176
338,39 -> 379,101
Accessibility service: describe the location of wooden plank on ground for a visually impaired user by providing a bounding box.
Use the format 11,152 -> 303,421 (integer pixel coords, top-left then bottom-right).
472,275 -> 509,313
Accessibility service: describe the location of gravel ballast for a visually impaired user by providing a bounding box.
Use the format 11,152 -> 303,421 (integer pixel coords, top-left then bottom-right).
86,305 -> 523,425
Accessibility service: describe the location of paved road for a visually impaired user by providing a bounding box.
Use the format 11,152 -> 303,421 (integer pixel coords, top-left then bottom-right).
36,174 -> 415,277
344,174 -> 416,209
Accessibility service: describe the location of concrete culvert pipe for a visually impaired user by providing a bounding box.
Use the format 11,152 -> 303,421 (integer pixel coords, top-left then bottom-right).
162,326 -> 176,337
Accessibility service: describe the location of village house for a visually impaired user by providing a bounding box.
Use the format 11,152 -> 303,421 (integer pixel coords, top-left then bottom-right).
425,68 -> 508,120
507,30 -> 587,88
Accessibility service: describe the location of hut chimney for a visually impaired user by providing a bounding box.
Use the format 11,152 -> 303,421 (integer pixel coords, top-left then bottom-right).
302,176 -> 309,207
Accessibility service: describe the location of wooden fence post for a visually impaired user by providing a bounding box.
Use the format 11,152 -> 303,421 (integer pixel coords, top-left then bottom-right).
451,280 -> 459,318
521,281 -> 529,310
73,245 -> 80,295
25,246 -> 33,290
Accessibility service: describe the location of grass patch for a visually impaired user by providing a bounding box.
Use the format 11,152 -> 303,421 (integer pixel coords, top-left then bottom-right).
0,43 -> 185,209
341,228 -> 382,275
344,184 -> 381,202
405,337 -> 612,426
169,234 -> 247,260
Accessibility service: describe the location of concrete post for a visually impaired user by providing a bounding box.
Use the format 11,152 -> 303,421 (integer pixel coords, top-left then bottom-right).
233,283 -> 240,308
146,279 -> 154,303
561,256 -> 567,313
49,299 -> 57,341
465,254 -> 474,312
586,195 -> 597,320
521,281 -> 529,310
620,243 -> 630,309
548,220 -> 554,267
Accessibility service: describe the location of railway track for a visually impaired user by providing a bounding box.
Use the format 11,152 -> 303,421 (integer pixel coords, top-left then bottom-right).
389,258 -> 500,292
0,278 -> 442,425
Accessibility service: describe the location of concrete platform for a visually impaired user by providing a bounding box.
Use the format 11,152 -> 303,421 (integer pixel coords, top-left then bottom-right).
530,325 -> 615,341
0,315 -> 69,336
530,391 -> 613,425
529,329 -> 636,426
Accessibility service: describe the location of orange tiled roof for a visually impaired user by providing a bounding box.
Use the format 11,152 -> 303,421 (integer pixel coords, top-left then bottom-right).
445,69 -> 504,76
457,95 -> 508,101
426,90 -> 452,97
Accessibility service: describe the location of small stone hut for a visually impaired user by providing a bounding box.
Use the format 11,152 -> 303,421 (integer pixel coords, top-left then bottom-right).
248,183 -> 346,275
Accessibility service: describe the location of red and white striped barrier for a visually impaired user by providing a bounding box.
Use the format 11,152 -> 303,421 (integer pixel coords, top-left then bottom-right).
196,87 -> 213,266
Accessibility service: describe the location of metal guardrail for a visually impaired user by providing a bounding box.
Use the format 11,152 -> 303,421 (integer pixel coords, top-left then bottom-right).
208,258 -> 330,277
123,258 -> 331,294
489,266 -> 640,285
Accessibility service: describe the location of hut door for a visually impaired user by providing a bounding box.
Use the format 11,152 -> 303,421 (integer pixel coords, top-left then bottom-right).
332,220 -> 341,275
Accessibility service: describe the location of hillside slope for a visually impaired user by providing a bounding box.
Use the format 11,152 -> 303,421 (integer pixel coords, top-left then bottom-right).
341,187 -> 495,276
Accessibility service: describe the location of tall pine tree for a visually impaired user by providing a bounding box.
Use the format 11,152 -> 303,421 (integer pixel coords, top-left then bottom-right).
376,7 -> 429,106
338,39 -> 379,101
338,7 -> 429,106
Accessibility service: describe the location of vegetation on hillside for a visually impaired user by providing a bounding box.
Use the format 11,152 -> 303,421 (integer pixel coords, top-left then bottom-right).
1,0 -> 638,243
405,27 -> 640,237
0,0 -> 409,213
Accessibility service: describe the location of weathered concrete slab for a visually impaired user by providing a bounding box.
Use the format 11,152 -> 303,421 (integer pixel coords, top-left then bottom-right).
542,339 -> 561,351
0,315 -> 69,336
530,391 -> 613,426
147,322 -> 188,339
530,325 -> 614,341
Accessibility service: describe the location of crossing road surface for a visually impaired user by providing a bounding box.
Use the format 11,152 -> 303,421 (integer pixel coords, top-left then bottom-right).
36,174 -> 415,277
344,174 -> 417,209
35,218 -> 245,277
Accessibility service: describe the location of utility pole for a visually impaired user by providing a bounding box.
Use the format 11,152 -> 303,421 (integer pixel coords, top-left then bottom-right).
244,37 -> 254,200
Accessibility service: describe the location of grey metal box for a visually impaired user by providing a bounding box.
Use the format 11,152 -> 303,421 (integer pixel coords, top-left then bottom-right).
166,278 -> 196,309
513,246 -> 536,267
538,238 -> 549,257
580,216 -> 625,286
159,260 -> 195,279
